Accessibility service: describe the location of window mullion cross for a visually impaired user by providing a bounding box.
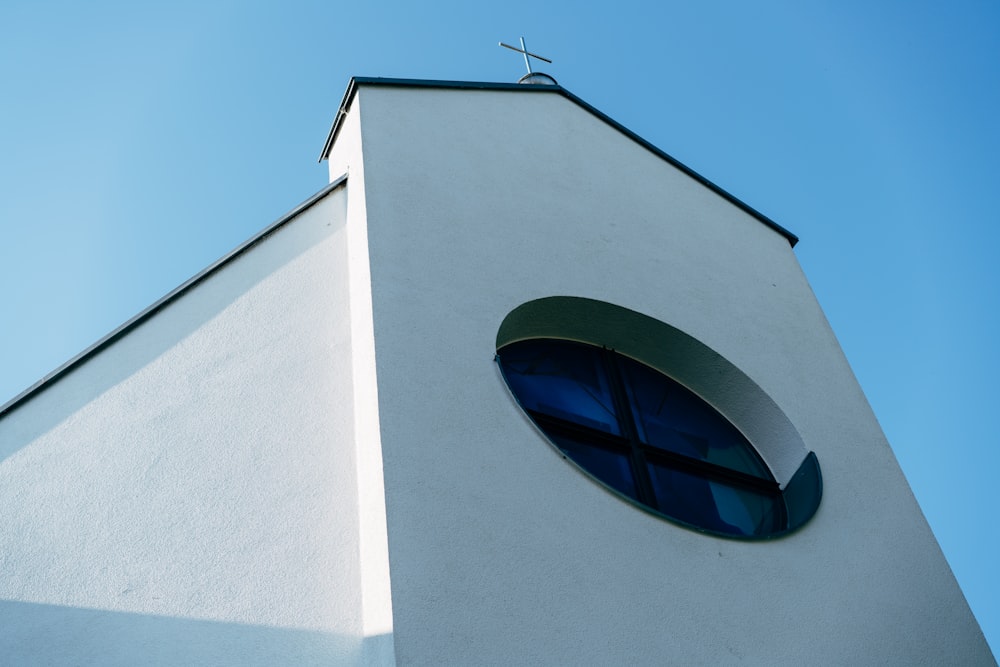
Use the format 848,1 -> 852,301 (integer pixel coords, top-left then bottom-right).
600,348 -> 660,510
641,445 -> 780,494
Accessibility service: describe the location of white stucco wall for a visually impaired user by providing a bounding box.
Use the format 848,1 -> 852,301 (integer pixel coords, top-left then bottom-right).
339,84 -> 992,665
327,96 -> 396,663
0,185 -> 382,665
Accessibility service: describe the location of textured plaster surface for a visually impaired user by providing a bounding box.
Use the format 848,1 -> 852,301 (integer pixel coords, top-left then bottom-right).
327,94 -> 397,665
348,85 -> 993,665
0,188 -> 379,665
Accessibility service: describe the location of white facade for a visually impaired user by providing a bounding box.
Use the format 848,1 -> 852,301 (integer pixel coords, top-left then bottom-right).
0,78 -> 992,665
0,184 -> 391,664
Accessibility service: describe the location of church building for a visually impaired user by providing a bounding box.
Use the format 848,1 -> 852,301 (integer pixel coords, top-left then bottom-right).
0,75 -> 992,665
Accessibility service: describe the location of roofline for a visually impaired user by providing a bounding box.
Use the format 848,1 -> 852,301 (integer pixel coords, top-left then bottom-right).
319,76 -> 798,247
0,176 -> 348,421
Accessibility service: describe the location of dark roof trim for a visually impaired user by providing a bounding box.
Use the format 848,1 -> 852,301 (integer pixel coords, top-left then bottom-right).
0,175 -> 348,420
319,76 -> 798,247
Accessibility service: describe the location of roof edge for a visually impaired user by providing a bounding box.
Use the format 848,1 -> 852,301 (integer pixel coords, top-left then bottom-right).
0,175 -> 349,421
318,76 -> 798,247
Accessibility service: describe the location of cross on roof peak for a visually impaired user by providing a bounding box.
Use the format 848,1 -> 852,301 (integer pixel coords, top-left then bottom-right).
499,37 -> 552,75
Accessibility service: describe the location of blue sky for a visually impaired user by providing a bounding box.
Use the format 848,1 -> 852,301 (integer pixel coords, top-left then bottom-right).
2,0 -> 997,653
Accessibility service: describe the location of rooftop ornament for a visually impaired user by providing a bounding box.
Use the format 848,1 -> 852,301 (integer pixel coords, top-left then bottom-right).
499,37 -> 557,85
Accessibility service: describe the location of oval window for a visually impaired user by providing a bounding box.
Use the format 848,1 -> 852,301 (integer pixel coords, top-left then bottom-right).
497,338 -> 820,539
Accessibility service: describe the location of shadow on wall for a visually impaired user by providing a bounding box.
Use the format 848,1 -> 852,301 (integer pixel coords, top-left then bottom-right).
0,182 -> 346,465
0,599 -> 393,666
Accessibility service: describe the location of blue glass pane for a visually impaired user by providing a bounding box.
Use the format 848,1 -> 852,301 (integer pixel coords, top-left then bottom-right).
550,434 -> 637,499
647,463 -> 782,537
708,481 -> 782,536
620,357 -> 769,479
500,340 -> 620,435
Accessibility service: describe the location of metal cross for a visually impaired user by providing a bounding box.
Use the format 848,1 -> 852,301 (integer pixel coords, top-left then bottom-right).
499,37 -> 552,74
